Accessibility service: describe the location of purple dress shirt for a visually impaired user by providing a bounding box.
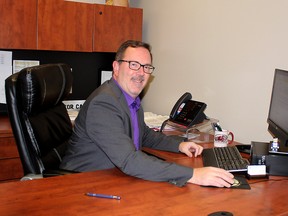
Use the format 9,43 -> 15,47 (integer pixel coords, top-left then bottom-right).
113,79 -> 141,150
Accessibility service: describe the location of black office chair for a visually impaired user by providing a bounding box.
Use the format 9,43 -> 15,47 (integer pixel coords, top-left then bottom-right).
5,63 -> 76,179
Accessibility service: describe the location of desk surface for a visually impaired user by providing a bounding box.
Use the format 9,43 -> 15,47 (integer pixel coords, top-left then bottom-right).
0,143 -> 288,215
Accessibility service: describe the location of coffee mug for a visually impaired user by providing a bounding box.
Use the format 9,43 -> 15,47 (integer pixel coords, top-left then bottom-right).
214,130 -> 234,147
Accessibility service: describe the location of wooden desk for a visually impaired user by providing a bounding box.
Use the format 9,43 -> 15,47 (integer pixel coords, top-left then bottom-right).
0,144 -> 288,215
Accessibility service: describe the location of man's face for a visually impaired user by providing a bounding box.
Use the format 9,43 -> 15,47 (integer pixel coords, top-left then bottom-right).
113,47 -> 152,98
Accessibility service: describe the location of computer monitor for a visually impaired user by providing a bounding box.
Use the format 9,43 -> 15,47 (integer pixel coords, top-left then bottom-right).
267,68 -> 288,154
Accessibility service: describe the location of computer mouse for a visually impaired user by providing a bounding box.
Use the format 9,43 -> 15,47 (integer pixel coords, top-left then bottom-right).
231,178 -> 241,187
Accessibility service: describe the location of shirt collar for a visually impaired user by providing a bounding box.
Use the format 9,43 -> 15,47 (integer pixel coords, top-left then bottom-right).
113,78 -> 141,110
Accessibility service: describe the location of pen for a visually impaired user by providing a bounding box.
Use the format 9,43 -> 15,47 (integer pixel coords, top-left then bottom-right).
85,192 -> 121,200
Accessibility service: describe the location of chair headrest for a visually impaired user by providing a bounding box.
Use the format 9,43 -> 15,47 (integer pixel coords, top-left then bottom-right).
17,63 -> 73,114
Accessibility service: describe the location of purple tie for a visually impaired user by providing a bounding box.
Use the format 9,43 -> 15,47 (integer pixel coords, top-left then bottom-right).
130,101 -> 140,150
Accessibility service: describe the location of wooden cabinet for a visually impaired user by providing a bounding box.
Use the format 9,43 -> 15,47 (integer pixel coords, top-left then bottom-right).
93,5 -> 143,52
0,116 -> 23,182
0,0 -> 37,49
37,0 -> 94,52
0,0 -> 142,52
38,1 -> 142,52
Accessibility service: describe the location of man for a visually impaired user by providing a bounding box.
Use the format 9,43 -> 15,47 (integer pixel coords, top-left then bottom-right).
60,40 -> 234,187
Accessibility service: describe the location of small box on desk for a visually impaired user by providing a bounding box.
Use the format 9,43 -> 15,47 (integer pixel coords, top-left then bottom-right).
251,141 -> 288,176
250,141 -> 270,165
266,154 -> 288,176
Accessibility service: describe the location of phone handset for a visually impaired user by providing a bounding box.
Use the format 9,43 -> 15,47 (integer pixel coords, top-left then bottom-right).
169,92 -> 192,119
160,92 -> 192,132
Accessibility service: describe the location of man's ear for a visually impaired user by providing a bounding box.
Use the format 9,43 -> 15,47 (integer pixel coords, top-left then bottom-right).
112,61 -> 119,76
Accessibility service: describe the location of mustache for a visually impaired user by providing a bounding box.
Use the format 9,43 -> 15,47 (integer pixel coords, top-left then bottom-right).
132,76 -> 145,82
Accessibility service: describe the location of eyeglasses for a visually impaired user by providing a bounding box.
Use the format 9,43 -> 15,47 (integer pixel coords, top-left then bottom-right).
118,60 -> 155,74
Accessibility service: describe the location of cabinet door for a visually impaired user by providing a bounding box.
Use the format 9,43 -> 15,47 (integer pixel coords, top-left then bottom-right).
0,0 -> 37,49
0,116 -> 24,181
93,5 -> 143,52
38,0 -> 94,52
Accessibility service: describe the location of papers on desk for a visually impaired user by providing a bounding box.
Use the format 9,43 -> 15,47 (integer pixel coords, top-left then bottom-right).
144,112 -> 170,130
144,112 -> 218,133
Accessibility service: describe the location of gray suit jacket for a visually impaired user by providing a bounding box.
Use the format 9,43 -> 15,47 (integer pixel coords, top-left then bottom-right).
60,79 -> 193,186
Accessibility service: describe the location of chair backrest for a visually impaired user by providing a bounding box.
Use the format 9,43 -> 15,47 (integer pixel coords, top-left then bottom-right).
5,63 -> 73,175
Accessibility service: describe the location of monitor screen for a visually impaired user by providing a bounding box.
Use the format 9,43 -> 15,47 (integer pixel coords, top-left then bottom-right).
267,69 -> 288,154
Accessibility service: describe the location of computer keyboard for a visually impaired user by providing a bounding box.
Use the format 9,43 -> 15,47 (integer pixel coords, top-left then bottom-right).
202,146 -> 250,173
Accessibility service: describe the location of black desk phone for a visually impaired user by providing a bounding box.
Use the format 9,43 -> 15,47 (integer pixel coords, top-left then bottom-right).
160,92 -> 207,132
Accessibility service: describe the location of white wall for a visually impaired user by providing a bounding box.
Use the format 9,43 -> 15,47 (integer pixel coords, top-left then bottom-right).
130,0 -> 288,144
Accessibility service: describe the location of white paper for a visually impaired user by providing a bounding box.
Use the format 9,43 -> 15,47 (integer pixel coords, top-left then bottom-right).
248,165 -> 267,175
63,100 -> 85,121
144,112 -> 169,129
63,100 -> 85,111
13,60 -> 40,73
0,51 -> 13,104
0,65 -> 13,103
0,51 -> 12,65
101,71 -> 112,84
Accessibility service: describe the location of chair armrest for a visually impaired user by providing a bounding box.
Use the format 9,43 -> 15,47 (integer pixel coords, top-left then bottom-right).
20,169 -> 78,181
20,174 -> 43,181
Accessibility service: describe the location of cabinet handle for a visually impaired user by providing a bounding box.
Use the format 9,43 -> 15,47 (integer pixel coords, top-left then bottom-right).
99,11 -> 103,15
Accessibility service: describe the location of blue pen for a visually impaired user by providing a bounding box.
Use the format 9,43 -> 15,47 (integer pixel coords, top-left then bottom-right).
85,192 -> 121,200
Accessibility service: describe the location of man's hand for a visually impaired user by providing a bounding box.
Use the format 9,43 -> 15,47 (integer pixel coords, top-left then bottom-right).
188,167 -> 234,187
179,142 -> 234,187
179,141 -> 203,157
